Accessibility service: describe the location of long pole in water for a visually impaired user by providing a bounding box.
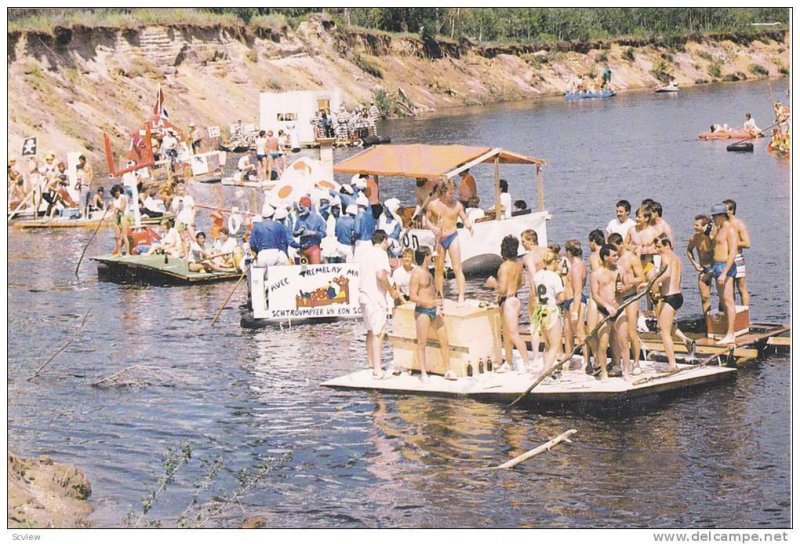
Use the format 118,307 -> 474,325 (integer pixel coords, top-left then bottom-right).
211,263 -> 252,327
74,207 -> 111,278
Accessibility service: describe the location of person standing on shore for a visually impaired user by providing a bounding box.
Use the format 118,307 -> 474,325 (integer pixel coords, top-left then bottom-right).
358,230 -> 402,379
710,203 -> 739,345
723,199 -> 751,308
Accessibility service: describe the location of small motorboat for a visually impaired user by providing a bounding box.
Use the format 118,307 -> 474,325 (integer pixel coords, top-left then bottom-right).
655,82 -> 679,93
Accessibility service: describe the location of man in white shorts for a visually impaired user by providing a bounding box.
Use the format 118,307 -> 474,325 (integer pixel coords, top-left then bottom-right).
357,229 -> 402,378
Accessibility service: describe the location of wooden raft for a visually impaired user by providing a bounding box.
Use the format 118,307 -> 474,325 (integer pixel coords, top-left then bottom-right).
322,358 -> 736,403
91,254 -> 240,285
640,321 -> 790,366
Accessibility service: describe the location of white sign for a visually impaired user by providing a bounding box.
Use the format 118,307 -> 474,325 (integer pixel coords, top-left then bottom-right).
207,126 -> 221,138
263,263 -> 361,320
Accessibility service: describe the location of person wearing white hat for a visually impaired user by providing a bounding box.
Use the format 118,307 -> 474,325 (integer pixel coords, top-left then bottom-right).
250,203 -> 290,267
273,206 -> 299,263
333,202 -> 357,262
378,197 -> 403,256
336,183 -> 356,210
188,122 -> 202,154
353,194 -> 375,261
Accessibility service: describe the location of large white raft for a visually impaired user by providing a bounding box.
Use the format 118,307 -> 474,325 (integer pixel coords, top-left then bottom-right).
322,359 -> 736,404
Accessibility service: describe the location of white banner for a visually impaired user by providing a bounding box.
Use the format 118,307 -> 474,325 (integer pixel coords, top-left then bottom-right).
265,263 -> 361,320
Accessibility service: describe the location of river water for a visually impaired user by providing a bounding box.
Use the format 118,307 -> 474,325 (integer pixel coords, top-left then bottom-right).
7,80 -> 790,528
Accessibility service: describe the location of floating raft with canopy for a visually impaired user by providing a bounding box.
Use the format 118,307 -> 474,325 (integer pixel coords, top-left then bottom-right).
91,254 -> 240,285
333,144 -> 548,276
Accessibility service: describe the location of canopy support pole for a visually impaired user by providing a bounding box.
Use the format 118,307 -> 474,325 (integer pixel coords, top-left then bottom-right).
537,164 -> 544,212
494,157 -> 501,221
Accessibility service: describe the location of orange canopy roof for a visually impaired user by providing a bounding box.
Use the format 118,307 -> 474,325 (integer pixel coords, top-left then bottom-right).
333,144 -> 545,180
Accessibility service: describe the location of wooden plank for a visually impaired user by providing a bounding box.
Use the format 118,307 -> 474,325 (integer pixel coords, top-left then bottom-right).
386,334 -> 471,355
642,340 -> 757,360
766,336 -> 791,347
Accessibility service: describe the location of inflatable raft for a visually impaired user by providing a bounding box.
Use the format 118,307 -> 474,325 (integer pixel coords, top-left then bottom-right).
564,89 -> 617,100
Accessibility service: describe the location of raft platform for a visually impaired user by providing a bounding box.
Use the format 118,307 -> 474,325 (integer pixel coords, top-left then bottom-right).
91,254 -> 240,285
322,359 -> 735,405
639,319 -> 790,366
13,214 -> 165,230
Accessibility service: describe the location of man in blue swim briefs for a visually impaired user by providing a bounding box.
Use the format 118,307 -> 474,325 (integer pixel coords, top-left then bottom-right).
408,245 -> 455,382
422,179 -> 474,304
710,203 -> 739,344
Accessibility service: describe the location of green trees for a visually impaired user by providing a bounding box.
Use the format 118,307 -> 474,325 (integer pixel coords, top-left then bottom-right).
8,7 -> 790,42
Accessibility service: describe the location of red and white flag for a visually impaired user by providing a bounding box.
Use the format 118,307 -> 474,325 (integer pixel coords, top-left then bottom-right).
152,85 -> 169,119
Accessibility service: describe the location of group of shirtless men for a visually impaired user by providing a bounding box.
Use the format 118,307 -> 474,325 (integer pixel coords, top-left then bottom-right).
400,190 -> 750,383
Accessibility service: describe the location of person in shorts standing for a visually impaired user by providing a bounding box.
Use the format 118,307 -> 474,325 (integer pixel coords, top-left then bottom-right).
358,230 -> 402,378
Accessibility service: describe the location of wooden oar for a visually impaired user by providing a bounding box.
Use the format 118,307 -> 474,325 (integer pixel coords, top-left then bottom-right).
211,263 -> 252,327
507,266 -> 667,408
729,121 -> 780,146
7,186 -> 37,221
194,203 -> 256,216
74,207 -> 111,277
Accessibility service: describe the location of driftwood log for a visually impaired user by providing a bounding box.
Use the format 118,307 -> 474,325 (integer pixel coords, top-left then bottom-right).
492,429 -> 577,469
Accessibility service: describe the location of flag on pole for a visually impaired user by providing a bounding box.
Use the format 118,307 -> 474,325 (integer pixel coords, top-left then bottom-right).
152,85 -> 169,119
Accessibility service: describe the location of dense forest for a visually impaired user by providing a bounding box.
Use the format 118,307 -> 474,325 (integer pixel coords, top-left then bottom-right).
8,7 -> 790,43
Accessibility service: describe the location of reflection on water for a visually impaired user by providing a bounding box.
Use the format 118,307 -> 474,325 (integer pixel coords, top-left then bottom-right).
7,80 -> 789,528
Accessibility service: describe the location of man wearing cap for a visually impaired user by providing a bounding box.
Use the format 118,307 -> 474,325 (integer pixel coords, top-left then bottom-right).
353,194 -> 375,261
292,196 -> 327,264
250,204 -> 291,267
334,184 -> 356,210
710,203 -> 739,344
358,229 -> 403,379
334,204 -> 358,262
378,198 -> 403,255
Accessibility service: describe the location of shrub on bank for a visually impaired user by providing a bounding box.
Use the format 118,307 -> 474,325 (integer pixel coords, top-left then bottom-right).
622,47 -> 635,61
353,53 -> 383,79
